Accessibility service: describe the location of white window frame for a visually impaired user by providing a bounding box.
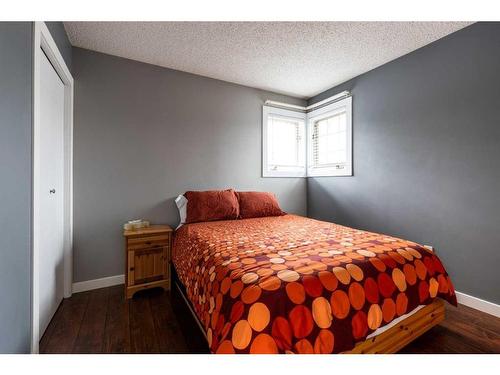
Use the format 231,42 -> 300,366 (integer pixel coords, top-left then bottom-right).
307,97 -> 352,177
262,105 -> 306,177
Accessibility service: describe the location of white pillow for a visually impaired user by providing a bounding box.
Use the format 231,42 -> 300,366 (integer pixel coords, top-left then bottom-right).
175,195 -> 188,229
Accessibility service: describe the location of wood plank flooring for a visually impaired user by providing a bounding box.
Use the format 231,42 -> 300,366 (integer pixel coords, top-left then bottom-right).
39,285 -> 500,354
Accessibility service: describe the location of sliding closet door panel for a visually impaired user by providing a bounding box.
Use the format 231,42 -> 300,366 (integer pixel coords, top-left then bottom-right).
39,49 -> 65,338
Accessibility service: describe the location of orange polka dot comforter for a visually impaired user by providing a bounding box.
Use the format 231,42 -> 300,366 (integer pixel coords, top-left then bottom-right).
172,214 -> 457,354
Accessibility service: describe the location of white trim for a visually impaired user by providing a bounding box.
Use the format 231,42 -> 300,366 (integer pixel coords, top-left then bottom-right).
72,275 -> 125,294
306,90 -> 351,111
263,100 -> 306,112
456,291 -> 500,318
264,91 -> 350,112
31,21 -> 74,354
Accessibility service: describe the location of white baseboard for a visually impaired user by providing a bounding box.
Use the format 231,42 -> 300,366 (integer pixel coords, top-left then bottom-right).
456,291 -> 500,318
72,274 -> 125,294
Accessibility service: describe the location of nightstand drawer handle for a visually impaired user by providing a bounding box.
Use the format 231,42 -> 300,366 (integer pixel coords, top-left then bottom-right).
145,241 -> 152,245
130,267 -> 135,271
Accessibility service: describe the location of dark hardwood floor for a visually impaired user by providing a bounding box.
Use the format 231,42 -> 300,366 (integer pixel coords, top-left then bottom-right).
40,285 -> 500,354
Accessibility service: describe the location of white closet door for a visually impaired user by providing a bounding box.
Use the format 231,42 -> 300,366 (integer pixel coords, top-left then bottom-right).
39,49 -> 66,338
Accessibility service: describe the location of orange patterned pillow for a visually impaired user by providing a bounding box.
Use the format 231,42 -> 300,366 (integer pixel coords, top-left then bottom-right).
237,191 -> 285,219
184,189 -> 239,224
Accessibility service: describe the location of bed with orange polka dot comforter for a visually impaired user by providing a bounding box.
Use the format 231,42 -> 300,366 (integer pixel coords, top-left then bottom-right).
172,214 -> 457,354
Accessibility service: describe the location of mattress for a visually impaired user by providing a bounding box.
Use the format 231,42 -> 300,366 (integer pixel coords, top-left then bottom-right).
172,214 -> 456,354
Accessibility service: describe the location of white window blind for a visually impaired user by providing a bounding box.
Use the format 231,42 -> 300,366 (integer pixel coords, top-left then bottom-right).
263,106 -> 306,177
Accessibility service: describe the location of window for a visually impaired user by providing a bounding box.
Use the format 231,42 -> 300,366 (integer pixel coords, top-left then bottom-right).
262,106 -> 306,177
262,95 -> 352,178
307,97 -> 352,176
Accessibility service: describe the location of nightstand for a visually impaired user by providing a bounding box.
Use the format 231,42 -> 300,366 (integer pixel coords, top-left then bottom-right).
123,224 -> 173,299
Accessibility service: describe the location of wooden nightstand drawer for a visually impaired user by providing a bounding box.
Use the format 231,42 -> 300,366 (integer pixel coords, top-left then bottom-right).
127,234 -> 170,250
123,224 -> 173,299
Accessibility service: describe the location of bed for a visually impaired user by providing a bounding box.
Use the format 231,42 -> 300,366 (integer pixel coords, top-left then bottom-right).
172,214 -> 456,354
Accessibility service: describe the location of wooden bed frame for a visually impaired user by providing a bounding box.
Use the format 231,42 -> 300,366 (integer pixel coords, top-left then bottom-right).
172,268 -> 445,354
346,299 -> 445,353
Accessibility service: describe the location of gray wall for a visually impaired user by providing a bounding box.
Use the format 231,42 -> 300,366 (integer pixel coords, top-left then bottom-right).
45,22 -> 72,69
0,21 -> 71,353
0,22 -> 33,353
72,48 -> 307,282
307,22 -> 500,304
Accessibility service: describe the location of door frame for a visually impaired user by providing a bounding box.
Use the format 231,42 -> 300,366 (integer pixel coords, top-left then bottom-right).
31,21 -> 74,354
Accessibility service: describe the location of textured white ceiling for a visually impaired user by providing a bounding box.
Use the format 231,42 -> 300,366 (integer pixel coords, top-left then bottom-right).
64,22 -> 472,98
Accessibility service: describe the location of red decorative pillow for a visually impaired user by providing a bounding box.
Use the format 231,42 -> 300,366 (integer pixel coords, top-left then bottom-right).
184,189 -> 239,223
237,191 -> 286,219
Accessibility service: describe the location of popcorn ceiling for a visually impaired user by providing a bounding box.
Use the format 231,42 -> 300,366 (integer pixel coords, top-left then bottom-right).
64,22 -> 472,99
